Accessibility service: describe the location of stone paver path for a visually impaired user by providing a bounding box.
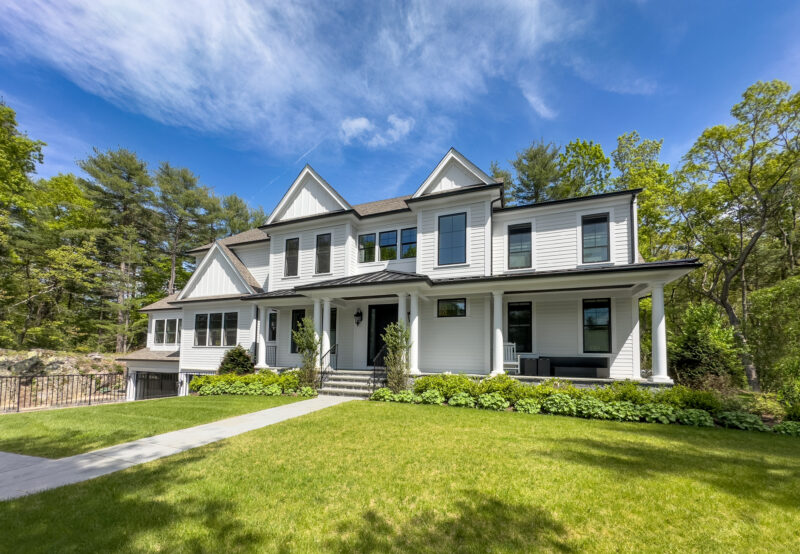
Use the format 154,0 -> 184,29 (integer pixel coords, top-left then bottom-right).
0,395 -> 355,501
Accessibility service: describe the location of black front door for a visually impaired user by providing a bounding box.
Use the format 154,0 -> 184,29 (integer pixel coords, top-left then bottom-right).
368,304 -> 398,366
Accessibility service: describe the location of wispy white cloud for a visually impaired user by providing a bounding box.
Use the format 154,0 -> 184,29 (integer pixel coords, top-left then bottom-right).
340,117 -> 374,143
519,82 -> 557,119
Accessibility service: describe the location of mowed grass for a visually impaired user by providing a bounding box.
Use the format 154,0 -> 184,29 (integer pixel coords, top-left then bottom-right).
1,402 -> 798,552
0,395 -> 302,458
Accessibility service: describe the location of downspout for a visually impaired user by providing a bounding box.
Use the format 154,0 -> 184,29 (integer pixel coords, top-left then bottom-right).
629,193 -> 637,264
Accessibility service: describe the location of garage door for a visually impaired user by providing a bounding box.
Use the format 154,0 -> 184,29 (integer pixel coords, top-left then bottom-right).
135,372 -> 178,400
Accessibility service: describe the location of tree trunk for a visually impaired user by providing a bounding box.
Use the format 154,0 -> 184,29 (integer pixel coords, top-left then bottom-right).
167,219 -> 183,295
116,260 -> 126,353
721,300 -> 760,391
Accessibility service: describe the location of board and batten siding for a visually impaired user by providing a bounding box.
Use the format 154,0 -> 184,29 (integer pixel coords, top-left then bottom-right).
418,296 -> 489,373
183,249 -> 250,298
417,201 -> 488,278
270,223 -> 347,290
491,196 -> 633,274
231,243 -> 270,288
178,302 -> 254,371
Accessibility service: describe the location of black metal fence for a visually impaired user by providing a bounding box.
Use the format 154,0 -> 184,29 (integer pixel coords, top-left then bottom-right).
0,373 -> 127,413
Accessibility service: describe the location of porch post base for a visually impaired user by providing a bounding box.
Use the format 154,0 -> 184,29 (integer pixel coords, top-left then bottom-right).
409,367 -> 422,376
490,369 -> 506,376
647,375 -> 674,384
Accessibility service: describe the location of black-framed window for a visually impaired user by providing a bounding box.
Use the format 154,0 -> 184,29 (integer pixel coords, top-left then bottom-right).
508,302 -> 532,353
285,237 -> 299,276
267,312 -> 277,341
379,230 -> 397,260
315,233 -> 331,274
154,320 -> 165,344
290,309 -> 305,353
358,233 -> 376,263
401,227 -> 417,258
437,298 -> 466,317
583,299 -> 611,353
330,308 -> 337,347
582,214 -> 609,263
508,223 -> 532,269
194,314 -> 208,346
194,312 -> 237,347
438,212 -> 467,265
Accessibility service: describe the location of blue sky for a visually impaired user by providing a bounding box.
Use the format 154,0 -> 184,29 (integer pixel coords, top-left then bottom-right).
1,1 -> 799,212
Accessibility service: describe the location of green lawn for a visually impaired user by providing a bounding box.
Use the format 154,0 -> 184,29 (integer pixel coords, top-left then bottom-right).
0,395 -> 302,458
1,401 -> 799,552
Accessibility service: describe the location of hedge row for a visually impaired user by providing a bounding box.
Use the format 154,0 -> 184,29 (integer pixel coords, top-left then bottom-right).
189,371 -> 316,398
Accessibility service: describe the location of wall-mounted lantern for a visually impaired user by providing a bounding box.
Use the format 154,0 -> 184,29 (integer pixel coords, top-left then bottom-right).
354,308 -> 363,326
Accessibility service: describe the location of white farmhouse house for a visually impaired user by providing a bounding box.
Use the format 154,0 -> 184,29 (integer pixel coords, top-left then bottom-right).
121,148 -> 699,399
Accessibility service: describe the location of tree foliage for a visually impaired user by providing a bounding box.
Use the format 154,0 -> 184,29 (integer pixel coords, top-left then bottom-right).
382,321 -> 411,393
291,317 -> 319,387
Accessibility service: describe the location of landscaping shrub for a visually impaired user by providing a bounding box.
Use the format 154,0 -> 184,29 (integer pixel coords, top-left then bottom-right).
514,398 -> 541,414
277,371 -> 300,393
653,385 -> 723,413
382,322 -> 412,393
541,393 -> 577,416
413,374 -> 477,399
298,386 -> 317,397
476,374 -> 523,402
676,408 -> 715,427
420,389 -> 445,405
189,371 -> 302,396
778,381 -> 800,421
370,387 -> 394,402
716,411 -> 770,432
590,381 -> 653,405
575,397 -> 611,420
477,392 -> 509,411
393,390 -> 421,404
530,378 -> 585,400
217,345 -> 255,375
604,401 -> 641,422
638,404 -> 677,424
448,391 -> 476,408
772,421 -> 800,436
291,316 -> 319,387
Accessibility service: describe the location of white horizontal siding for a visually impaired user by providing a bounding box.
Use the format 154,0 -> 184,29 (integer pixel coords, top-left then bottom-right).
179,302 -> 254,371
232,243 -> 270,288
270,223 -> 347,290
418,296 -> 488,373
418,201 -> 487,278
610,297 -> 635,379
126,360 -> 179,373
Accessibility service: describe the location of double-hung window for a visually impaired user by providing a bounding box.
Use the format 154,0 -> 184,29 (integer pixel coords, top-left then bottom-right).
290,309 -> 305,353
583,299 -> 611,353
401,227 -> 417,258
285,238 -> 299,276
154,320 -> 166,344
508,302 -> 532,353
508,223 -> 532,269
379,231 -> 397,260
358,233 -> 376,263
154,318 -> 181,345
582,214 -> 609,263
438,212 -> 467,265
194,312 -> 238,347
315,233 -> 331,274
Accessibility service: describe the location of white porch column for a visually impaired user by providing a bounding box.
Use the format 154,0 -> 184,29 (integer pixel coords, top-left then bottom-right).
397,293 -> 407,326
492,291 -> 505,375
409,292 -> 420,374
313,298 -> 322,368
321,298 -> 331,368
256,305 -> 267,368
649,283 -> 672,383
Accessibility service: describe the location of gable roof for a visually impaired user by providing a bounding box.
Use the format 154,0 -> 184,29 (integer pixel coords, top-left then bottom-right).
187,228 -> 269,255
140,292 -> 180,312
412,147 -> 494,198
352,195 -> 412,217
176,241 -> 261,301
266,165 -> 352,225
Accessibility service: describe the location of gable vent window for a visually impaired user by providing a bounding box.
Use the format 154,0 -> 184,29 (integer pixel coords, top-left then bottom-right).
194,312 -> 238,347
285,238 -> 299,276
582,214 -> 610,263
358,233 -> 376,263
508,223 -> 532,269
401,227 -> 417,258
379,230 -> 397,261
438,212 -> 467,265
316,233 -> 331,274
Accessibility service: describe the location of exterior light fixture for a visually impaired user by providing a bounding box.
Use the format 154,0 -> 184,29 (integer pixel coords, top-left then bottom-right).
354,308 -> 363,326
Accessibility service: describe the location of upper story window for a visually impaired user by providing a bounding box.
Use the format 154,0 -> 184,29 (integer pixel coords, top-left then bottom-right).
437,298 -> 466,317
582,214 -> 609,263
438,212 -> 467,265
583,299 -> 611,353
358,233 -> 376,263
315,233 -> 331,274
401,227 -> 417,258
194,311 -> 238,347
153,318 -> 182,345
285,238 -> 299,276
379,231 -> 397,260
508,223 -> 532,269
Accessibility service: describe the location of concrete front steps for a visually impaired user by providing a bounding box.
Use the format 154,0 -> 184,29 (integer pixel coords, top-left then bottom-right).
319,370 -> 386,398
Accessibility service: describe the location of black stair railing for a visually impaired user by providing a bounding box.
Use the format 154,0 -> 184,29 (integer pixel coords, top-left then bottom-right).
371,344 -> 387,391
318,343 -> 337,389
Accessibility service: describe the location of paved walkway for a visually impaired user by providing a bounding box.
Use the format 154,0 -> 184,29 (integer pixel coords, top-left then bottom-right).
0,395 -> 356,501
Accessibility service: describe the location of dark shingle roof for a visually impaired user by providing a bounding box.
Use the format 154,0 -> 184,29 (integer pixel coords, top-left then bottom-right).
295,270 -> 431,290
140,292 -> 181,312
187,228 -> 270,254
352,195 -> 412,217
117,349 -> 180,362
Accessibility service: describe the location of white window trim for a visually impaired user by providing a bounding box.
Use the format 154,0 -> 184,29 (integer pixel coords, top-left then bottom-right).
314,232 -> 332,275
576,297 -> 614,357
575,208 -> 615,267
152,317 -> 182,346
433,208 -> 471,269
284,237 -> 300,277
434,297 -> 470,318
504,216 -> 536,273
